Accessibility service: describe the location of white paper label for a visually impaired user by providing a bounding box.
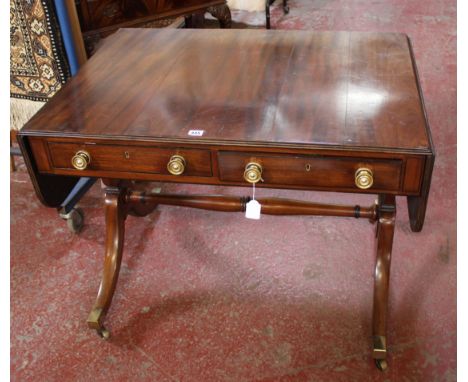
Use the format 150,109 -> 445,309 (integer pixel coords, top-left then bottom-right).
245,200 -> 261,220
188,130 -> 204,137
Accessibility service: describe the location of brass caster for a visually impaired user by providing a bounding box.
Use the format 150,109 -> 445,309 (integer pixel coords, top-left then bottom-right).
375,359 -> 388,371
97,328 -> 110,340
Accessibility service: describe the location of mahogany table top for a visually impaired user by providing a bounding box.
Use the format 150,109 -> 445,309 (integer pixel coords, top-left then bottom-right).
22,28 -> 432,154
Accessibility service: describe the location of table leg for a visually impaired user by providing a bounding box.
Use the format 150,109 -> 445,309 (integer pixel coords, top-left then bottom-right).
372,194 -> 396,371
87,185 -> 128,338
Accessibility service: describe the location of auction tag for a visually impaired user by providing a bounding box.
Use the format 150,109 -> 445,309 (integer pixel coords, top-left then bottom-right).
188,130 -> 204,137
245,199 -> 261,220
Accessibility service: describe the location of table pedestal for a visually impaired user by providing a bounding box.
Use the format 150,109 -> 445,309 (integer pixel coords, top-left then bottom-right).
87,179 -> 395,370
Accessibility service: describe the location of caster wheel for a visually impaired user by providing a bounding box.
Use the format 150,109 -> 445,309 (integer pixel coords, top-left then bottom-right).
97,328 -> 110,340
66,208 -> 84,233
375,359 -> 388,371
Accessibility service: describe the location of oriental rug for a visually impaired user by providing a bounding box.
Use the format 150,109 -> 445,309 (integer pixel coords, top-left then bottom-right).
10,0 -> 70,130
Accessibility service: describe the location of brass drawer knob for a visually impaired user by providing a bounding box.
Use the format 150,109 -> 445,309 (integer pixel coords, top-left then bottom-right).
244,162 -> 263,184
167,155 -> 186,175
355,168 -> 374,189
72,150 -> 91,170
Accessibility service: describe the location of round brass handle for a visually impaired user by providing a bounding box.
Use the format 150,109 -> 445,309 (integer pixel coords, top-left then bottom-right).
71,150 -> 91,170
355,168 -> 374,189
167,155 -> 186,175
244,162 -> 263,184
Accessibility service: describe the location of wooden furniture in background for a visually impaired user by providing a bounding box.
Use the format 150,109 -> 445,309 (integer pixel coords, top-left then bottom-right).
65,0 -> 89,66
18,29 -> 434,370
75,0 -> 231,54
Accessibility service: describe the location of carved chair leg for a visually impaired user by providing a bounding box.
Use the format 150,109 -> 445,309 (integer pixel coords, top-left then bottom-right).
265,0 -> 271,29
87,185 -> 128,338
186,12 -> 206,28
372,195 -> 396,371
207,4 -> 232,28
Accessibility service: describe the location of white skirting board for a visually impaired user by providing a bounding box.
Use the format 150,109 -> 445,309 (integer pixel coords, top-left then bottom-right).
227,0 -> 265,11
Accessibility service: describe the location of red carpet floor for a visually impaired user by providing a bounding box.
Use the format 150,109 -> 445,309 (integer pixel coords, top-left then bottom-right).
11,0 -> 456,380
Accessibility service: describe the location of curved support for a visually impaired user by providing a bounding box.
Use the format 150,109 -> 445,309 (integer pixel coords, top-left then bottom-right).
87,185 -> 128,336
372,195 -> 396,369
207,4 -> 232,28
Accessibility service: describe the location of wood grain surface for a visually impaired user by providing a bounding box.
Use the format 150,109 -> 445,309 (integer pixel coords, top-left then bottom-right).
21,28 -> 432,152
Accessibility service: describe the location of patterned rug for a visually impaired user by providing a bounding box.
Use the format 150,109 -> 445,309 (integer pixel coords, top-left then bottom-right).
10,0 -> 70,130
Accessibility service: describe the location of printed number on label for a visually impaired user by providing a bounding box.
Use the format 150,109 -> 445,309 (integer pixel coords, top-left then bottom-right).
188,130 -> 204,137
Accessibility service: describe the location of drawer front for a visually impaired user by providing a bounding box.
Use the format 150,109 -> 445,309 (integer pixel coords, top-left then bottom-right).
218,152 -> 402,192
47,142 -> 212,177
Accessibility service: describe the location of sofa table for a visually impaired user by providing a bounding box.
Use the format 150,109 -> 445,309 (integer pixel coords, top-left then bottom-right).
18,28 -> 435,371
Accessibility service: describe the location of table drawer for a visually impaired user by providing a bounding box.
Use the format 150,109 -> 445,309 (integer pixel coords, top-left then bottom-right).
218,152 -> 402,192
47,142 -> 212,177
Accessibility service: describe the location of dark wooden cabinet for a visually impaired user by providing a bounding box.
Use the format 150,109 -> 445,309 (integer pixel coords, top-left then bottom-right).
75,0 -> 231,54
